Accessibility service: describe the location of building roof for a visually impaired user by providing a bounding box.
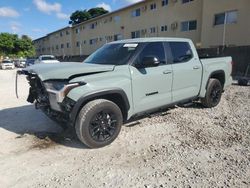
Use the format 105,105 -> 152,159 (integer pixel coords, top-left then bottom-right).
72,0 -> 147,28
33,0 -> 148,41
33,26 -> 71,42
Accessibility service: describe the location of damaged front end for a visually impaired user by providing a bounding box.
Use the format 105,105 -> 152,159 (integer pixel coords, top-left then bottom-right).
16,70 -> 84,125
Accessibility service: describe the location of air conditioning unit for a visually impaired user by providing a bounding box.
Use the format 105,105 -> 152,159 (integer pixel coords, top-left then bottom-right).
141,29 -> 147,35
172,0 -> 178,3
142,5 -> 147,12
171,22 -> 178,30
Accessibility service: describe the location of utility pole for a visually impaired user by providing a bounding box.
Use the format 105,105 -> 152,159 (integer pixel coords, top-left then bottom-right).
222,12 -> 228,51
80,42 -> 82,56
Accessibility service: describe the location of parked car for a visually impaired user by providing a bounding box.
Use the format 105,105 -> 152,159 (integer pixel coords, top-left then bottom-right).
19,60 -> 26,68
1,60 -> 15,70
26,59 -> 36,66
18,38 -> 233,148
13,59 -> 27,68
34,55 -> 60,64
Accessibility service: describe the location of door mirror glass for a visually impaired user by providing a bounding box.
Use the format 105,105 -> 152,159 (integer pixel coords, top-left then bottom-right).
142,56 -> 160,68
136,56 -> 160,68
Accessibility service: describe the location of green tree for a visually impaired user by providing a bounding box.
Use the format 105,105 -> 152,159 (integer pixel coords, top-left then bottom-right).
0,33 -> 35,58
69,7 -> 109,25
88,7 -> 109,18
17,35 -> 35,57
0,33 -> 17,55
69,10 -> 91,25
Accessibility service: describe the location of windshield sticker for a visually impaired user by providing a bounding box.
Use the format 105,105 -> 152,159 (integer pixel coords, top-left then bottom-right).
123,43 -> 138,48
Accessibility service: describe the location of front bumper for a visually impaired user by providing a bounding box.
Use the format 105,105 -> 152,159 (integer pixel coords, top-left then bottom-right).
2,65 -> 14,69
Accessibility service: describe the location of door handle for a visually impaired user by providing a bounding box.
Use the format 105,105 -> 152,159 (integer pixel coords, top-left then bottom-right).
193,66 -> 200,70
163,70 -> 172,74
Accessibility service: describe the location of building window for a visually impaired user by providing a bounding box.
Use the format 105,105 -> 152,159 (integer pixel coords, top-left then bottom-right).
141,29 -> 147,36
182,0 -> 194,4
161,25 -> 168,32
60,32 -> 63,37
214,10 -> 238,26
103,18 -> 108,24
56,45 -> 59,50
66,30 -> 70,35
131,8 -> 141,17
66,43 -> 70,48
150,27 -> 156,33
61,44 -> 64,49
162,0 -> 168,6
150,3 -> 157,10
90,38 -> 98,45
90,22 -> 97,29
76,28 -> 80,34
181,20 -> 197,31
114,16 -> 121,23
76,41 -> 80,47
131,30 -> 140,38
114,34 -> 123,41
105,36 -> 113,42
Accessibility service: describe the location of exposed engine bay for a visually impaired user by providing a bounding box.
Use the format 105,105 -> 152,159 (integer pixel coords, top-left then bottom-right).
16,70 -> 76,125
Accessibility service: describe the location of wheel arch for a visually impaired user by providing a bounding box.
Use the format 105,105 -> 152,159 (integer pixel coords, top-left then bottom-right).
70,88 -> 130,125
206,70 -> 225,89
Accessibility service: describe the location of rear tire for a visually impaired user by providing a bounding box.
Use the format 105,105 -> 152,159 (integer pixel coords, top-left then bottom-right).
201,78 -> 222,108
75,99 -> 123,148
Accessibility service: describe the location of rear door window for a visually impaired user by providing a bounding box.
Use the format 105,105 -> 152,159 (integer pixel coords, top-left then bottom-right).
169,42 -> 193,63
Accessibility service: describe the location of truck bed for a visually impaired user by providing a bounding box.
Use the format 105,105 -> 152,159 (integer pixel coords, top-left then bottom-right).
199,56 -> 233,97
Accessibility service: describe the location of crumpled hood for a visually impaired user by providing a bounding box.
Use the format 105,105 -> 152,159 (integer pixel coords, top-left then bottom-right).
24,62 -> 115,81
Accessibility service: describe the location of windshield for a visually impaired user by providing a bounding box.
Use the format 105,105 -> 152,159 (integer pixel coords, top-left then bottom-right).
84,43 -> 140,65
27,59 -> 35,63
2,61 -> 12,64
42,56 -> 56,61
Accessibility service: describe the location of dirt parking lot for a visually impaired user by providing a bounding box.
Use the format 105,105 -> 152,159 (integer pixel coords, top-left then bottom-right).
0,69 -> 249,188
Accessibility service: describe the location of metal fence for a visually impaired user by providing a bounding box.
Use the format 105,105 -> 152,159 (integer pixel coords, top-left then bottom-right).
197,46 -> 250,77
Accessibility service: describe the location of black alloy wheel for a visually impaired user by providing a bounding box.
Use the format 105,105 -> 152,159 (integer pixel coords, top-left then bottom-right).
75,99 -> 123,148
89,110 -> 118,142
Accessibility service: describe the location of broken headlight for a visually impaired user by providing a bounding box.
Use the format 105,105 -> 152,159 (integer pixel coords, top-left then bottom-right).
44,81 -> 86,103
44,81 -> 68,91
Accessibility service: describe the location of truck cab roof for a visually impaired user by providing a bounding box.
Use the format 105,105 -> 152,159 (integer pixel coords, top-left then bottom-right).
110,37 -> 193,44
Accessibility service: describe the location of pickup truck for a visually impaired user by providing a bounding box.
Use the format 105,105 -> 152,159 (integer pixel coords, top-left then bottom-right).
18,38 -> 232,148
34,55 -> 60,64
1,60 -> 15,70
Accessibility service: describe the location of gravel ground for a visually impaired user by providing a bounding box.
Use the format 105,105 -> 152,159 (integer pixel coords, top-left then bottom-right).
0,69 -> 249,188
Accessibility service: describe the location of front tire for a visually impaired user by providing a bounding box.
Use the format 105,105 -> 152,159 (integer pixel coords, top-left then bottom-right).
201,78 -> 222,108
75,99 -> 123,148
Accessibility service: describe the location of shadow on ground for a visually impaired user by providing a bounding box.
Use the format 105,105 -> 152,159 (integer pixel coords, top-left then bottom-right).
0,105 -> 86,149
0,101 -> 208,150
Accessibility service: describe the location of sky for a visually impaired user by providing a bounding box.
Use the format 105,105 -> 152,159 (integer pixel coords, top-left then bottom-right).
0,0 -> 141,39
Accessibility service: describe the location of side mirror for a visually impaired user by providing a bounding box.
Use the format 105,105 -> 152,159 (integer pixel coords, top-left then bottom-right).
136,56 -> 160,68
